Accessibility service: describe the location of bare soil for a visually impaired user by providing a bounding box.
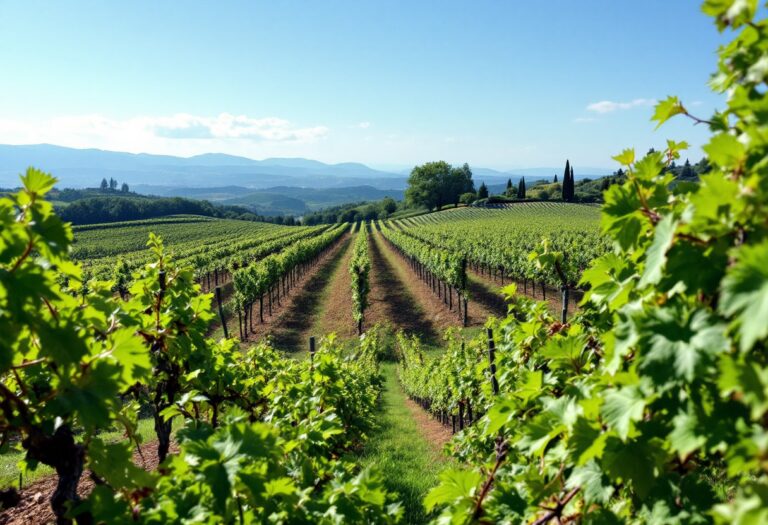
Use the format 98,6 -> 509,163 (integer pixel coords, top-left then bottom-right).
266,234 -> 353,353
0,441 -> 177,525
403,398 -> 453,455
368,231 -> 443,344
310,234 -> 357,339
373,231 -> 499,330
468,267 -> 582,318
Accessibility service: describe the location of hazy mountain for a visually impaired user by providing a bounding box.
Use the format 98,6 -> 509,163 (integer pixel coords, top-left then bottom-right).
0,144 -> 404,189
132,184 -> 405,216
0,144 -> 612,198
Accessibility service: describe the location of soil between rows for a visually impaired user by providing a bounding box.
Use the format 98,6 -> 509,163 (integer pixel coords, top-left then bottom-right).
0,441 -> 177,525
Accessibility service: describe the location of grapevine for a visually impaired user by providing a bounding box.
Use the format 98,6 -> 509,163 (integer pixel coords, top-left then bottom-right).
350,225 -> 371,334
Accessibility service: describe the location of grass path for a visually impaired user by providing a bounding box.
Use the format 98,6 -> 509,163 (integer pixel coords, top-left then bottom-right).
360,364 -> 451,524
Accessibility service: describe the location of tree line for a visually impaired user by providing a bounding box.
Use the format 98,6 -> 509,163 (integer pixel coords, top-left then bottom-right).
57,195 -> 298,225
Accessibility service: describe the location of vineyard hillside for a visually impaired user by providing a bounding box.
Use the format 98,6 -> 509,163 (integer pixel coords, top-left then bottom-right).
2,2 -> 767,525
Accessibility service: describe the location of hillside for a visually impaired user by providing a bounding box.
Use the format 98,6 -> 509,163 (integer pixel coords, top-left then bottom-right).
0,144 -> 405,189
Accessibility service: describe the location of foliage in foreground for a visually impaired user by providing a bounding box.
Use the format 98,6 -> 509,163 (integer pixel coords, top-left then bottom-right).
0,171 -> 399,523
402,2 -> 768,523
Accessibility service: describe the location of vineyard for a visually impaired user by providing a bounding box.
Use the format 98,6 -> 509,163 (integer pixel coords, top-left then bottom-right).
2,3 -> 768,524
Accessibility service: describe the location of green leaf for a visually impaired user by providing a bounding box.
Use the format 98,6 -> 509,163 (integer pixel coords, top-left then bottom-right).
639,215 -> 677,287
668,408 -> 707,460
640,307 -> 728,383
720,241 -> 768,352
568,417 -> 608,465
567,460 -> 614,505
20,167 -> 57,195
486,396 -> 518,435
109,328 -> 151,386
424,468 -> 482,512
601,184 -> 645,251
718,353 -> 768,419
612,148 -> 635,166
602,436 -> 666,500
703,133 -> 745,168
601,385 -> 646,440
652,96 -> 685,129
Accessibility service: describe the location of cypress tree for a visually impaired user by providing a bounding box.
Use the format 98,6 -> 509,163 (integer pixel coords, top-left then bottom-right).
518,177 -> 526,199
478,182 -> 489,199
562,160 -> 570,201
569,165 -> 575,201
554,174 -> 558,183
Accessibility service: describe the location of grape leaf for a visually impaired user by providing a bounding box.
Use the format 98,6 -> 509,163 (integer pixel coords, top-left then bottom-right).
652,96 -> 685,129
719,241 -> 768,352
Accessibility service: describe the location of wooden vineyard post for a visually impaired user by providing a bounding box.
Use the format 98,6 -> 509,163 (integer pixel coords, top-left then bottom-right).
459,402 -> 465,431
461,258 -> 469,327
215,286 -> 228,339
309,336 -> 316,371
561,286 -> 569,323
486,328 -> 499,395
451,414 -> 456,434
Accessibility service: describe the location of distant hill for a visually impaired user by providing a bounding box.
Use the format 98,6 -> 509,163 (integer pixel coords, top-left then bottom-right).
0,144 -> 405,189
132,184 -> 405,216
0,144 -> 613,191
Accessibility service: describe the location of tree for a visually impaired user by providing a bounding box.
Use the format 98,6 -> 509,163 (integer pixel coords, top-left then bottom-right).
459,192 -> 476,205
554,174 -> 558,183
680,158 -> 694,179
569,164 -> 575,201
517,177 -> 526,199
121,182 -> 129,193
380,196 -> 397,215
506,178 -> 513,192
561,160 -> 570,201
100,178 -> 108,191
477,182 -> 489,199
109,177 -> 118,191
405,161 -> 474,210
447,163 -> 475,206
695,157 -> 711,175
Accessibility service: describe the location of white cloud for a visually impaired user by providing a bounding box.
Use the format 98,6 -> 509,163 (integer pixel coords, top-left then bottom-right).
355,121 -> 371,129
0,113 -> 329,156
586,98 -> 656,114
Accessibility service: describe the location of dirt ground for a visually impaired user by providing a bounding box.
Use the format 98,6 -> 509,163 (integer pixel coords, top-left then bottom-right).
373,230 -> 501,331
309,234 -> 357,339
0,441 -> 177,525
403,398 -> 453,454
265,234 -> 353,353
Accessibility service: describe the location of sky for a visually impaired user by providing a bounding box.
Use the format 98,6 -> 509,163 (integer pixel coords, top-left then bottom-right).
0,1 -> 729,170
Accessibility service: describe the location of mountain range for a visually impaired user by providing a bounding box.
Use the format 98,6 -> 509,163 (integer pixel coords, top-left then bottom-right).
0,144 -> 614,191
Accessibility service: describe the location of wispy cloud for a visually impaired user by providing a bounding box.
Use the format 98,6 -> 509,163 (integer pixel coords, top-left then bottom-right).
586,98 -> 656,114
573,117 -> 596,123
355,121 -> 371,129
0,113 -> 329,155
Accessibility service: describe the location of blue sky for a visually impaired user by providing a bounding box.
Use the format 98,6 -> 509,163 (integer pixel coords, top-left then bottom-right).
0,1 -> 726,170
